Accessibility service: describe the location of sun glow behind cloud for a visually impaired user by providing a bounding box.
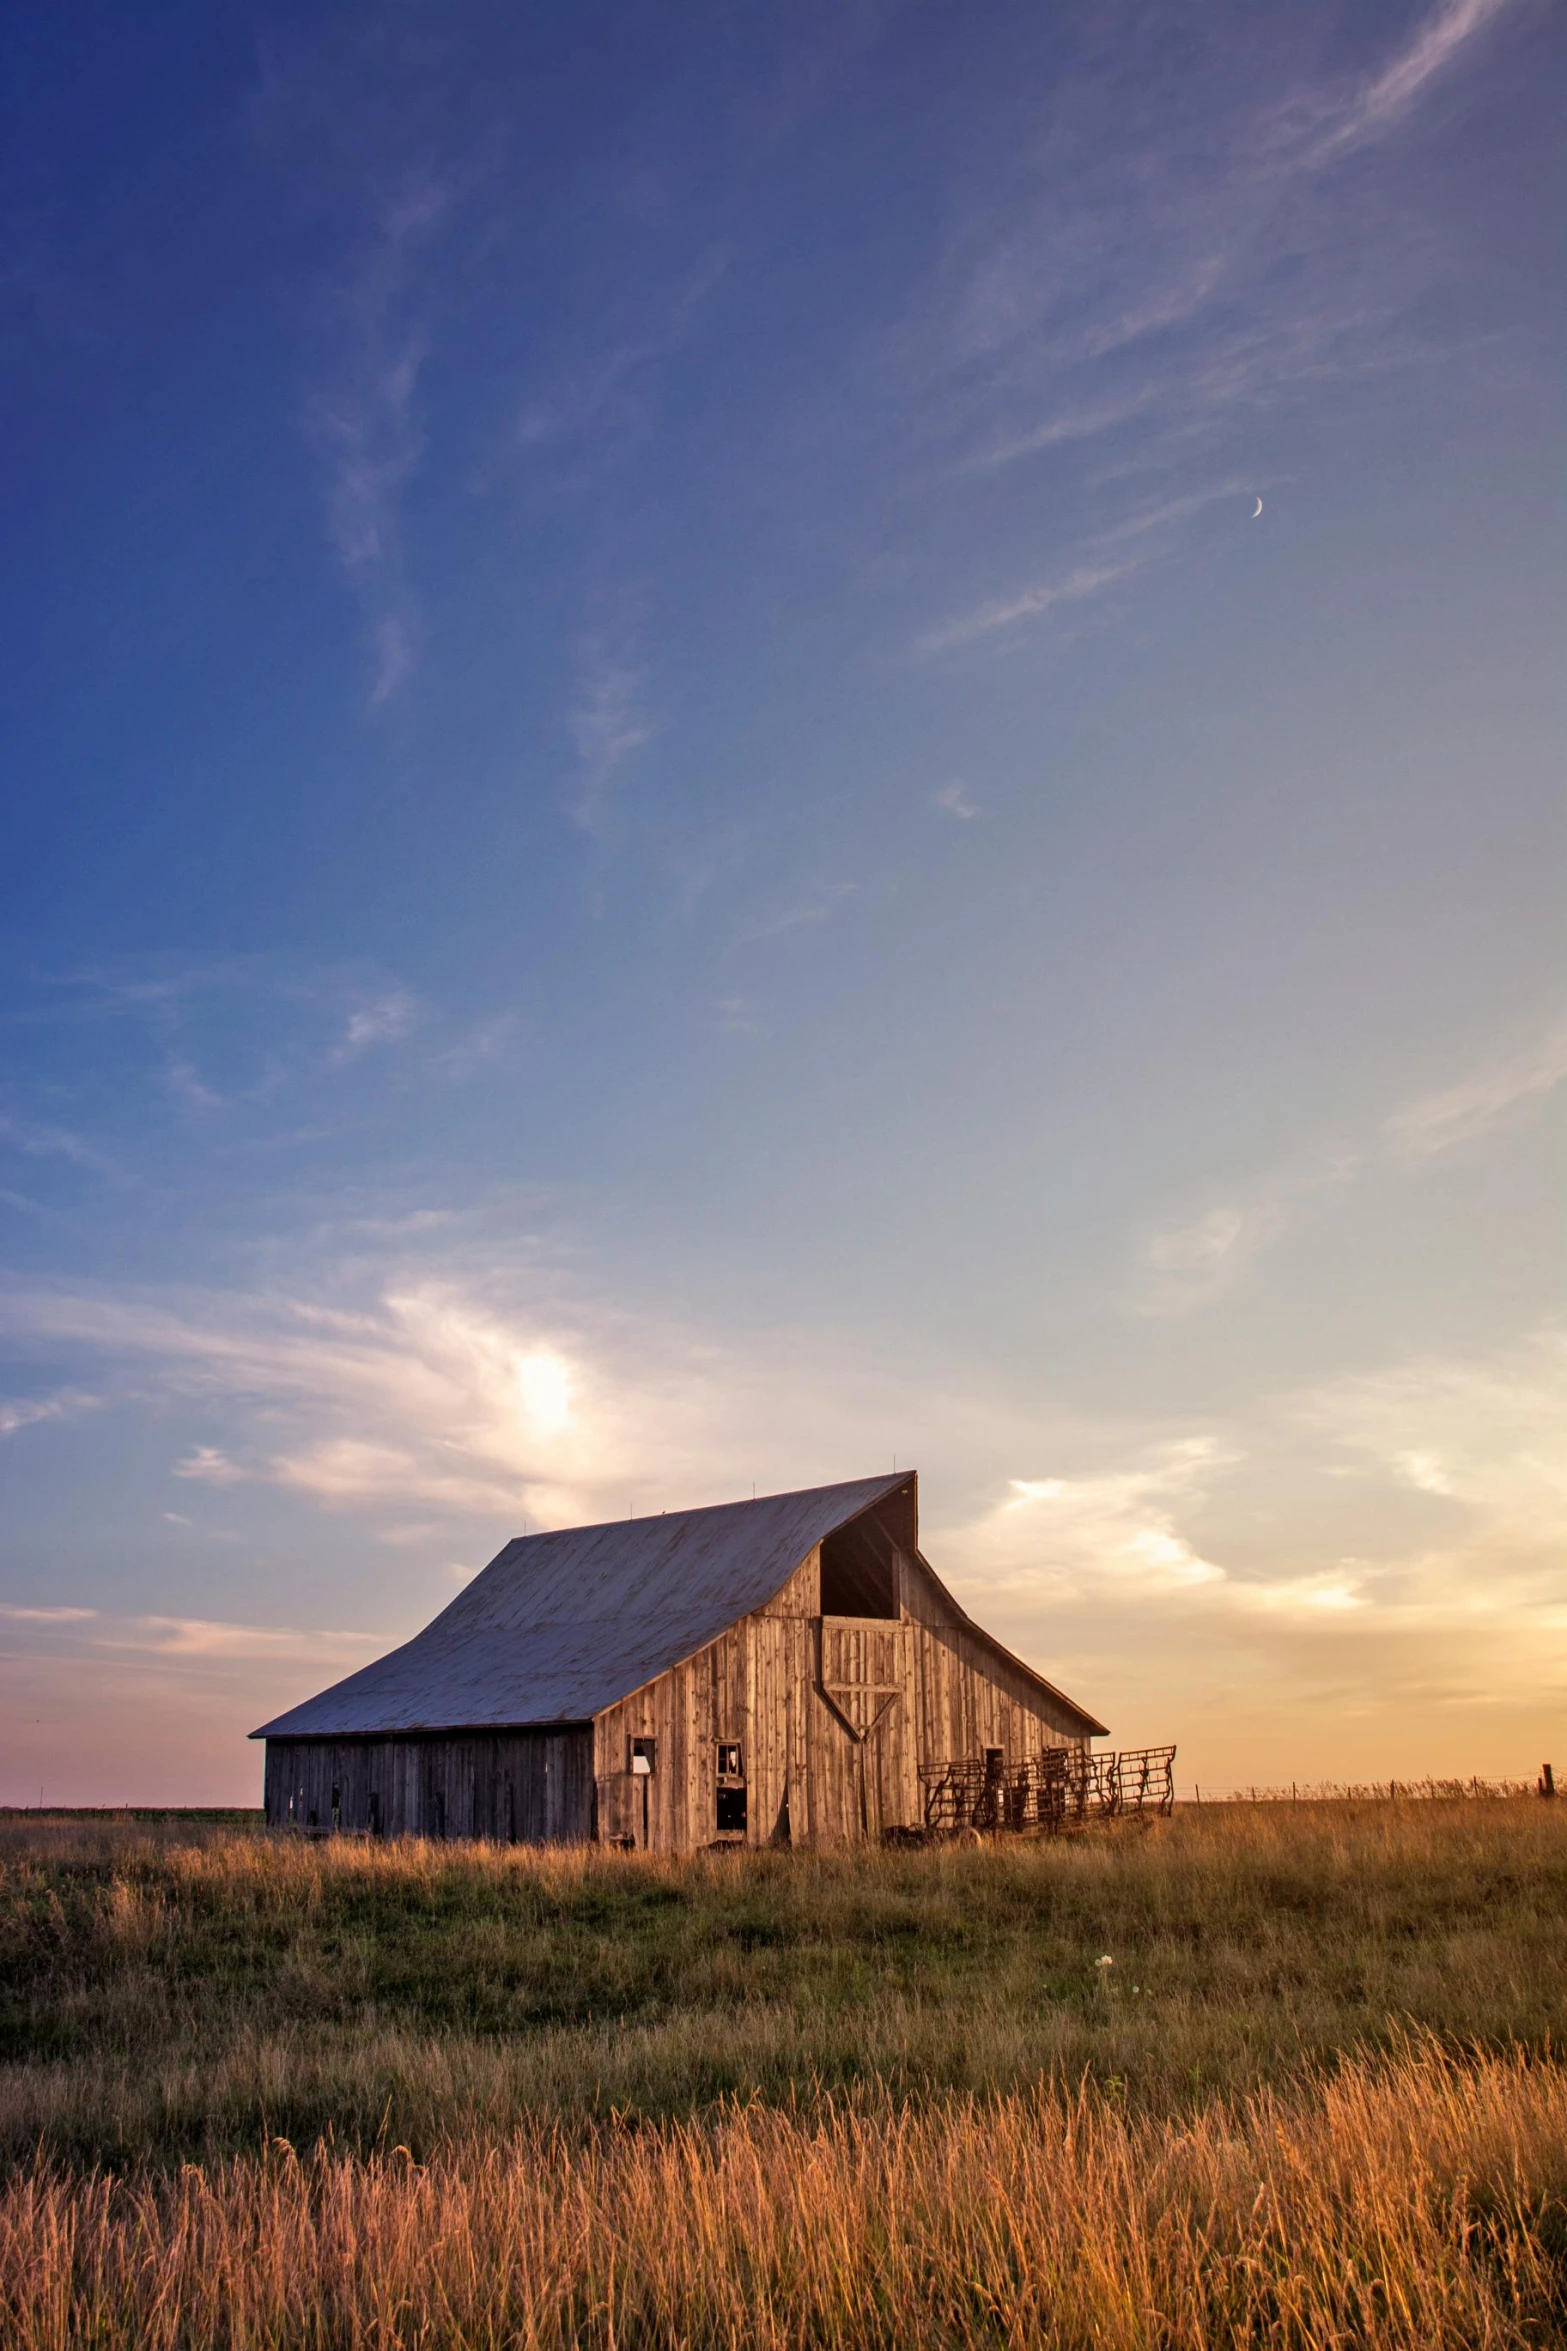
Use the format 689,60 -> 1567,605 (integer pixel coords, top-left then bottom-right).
2,1214 -> 1565,1796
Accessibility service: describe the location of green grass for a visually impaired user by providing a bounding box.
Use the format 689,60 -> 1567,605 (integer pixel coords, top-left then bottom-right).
2,1797 -> 1564,2168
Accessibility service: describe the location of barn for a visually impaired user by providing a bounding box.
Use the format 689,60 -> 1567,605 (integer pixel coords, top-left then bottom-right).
251,1471 -> 1106,1850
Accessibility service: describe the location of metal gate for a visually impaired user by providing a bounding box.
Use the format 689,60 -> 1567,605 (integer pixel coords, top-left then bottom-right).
919,1744 -> 1176,1835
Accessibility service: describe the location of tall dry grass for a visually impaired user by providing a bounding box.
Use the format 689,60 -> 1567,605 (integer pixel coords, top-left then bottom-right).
4,1798 -> 1566,2165
1,2035 -> 1563,2348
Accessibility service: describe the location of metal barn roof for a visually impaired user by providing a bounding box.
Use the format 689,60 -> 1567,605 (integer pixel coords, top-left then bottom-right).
252,1472 -> 909,1739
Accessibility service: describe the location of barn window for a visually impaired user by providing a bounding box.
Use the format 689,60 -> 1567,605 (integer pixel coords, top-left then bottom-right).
330,1783 -> 341,1830
716,1742 -> 747,1836
629,1737 -> 656,1849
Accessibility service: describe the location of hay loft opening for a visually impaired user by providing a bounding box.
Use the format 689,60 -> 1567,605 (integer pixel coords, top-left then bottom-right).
818,1484 -> 914,1618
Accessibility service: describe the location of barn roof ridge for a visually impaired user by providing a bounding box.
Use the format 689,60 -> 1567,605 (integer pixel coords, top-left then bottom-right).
251,1469 -> 910,1741
485,1471 -> 908,1551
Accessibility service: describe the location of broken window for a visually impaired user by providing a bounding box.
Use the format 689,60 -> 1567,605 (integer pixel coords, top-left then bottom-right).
716,1741 -> 747,1836
628,1738 -> 656,1847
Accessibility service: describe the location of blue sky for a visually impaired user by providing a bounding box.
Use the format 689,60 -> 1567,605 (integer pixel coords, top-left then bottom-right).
1,0 -> 1562,1801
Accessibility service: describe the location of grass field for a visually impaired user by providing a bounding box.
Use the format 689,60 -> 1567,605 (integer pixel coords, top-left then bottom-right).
2,1799 -> 1564,2344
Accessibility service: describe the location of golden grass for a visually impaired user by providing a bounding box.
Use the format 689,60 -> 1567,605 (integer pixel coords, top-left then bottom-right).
2,2035 -> 1563,2348
6,1796 -> 1567,2167
3,1803 -> 1565,2341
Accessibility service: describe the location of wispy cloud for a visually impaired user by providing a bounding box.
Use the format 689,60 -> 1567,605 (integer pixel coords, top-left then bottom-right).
1290,1326 -> 1567,1624
0,1604 -> 98,1625
15,958 -> 449,1124
714,997 -> 759,1038
1140,1203 -> 1287,1318
25,957 -> 262,1041
1383,1020 -> 1567,1160
0,1388 -> 99,1439
919,558 -> 1143,655
1138,1012 -> 1566,1314
1289,0 -> 1516,164
0,1601 -> 381,1665
95,1615 -> 385,1661
424,1015 -> 520,1080
0,1112 -> 117,1180
516,248 -> 730,461
568,638 -> 653,838
162,1512 -> 237,1541
172,1446 -> 247,1486
304,174 -> 453,709
939,1322 -> 1567,1725
160,1057 -> 225,1112
925,482 -> 1249,652
894,0 -> 1525,667
0,1256 -> 1008,1544
933,781 -> 979,820
945,1439 -> 1369,1627
737,882 -> 860,943
1139,1158 -> 1360,1317
1099,483 -> 1250,545
330,988 -> 420,1064
0,1273 -> 749,1534
964,390 -> 1157,473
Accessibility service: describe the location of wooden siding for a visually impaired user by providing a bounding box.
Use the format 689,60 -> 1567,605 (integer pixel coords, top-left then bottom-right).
262,1729 -> 594,1842
590,1537 -> 1083,1853
760,1543 -> 822,1617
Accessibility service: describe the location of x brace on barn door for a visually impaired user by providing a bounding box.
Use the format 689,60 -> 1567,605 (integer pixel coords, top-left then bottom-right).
812,1682 -> 900,1745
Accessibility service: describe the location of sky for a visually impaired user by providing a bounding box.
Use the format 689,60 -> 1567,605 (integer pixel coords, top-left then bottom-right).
0,0 -> 1562,1804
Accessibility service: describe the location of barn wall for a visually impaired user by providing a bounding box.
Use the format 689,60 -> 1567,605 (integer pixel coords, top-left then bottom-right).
262,1729 -> 595,1842
590,1582 -> 1084,1855
898,1551 -> 1099,1742
761,1543 -> 821,1616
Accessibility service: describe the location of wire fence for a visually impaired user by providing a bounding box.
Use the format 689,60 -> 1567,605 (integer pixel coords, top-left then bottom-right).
1185,1775 -> 1551,1805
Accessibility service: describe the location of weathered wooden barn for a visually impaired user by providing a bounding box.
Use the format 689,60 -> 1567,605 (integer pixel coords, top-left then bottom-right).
252,1472 -> 1106,1851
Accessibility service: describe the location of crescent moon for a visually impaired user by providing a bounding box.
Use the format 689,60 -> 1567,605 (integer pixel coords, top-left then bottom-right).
1251,496 -> 1264,519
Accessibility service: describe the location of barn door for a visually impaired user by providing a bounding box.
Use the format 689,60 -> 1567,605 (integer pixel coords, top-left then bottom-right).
814,1620 -> 908,1840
